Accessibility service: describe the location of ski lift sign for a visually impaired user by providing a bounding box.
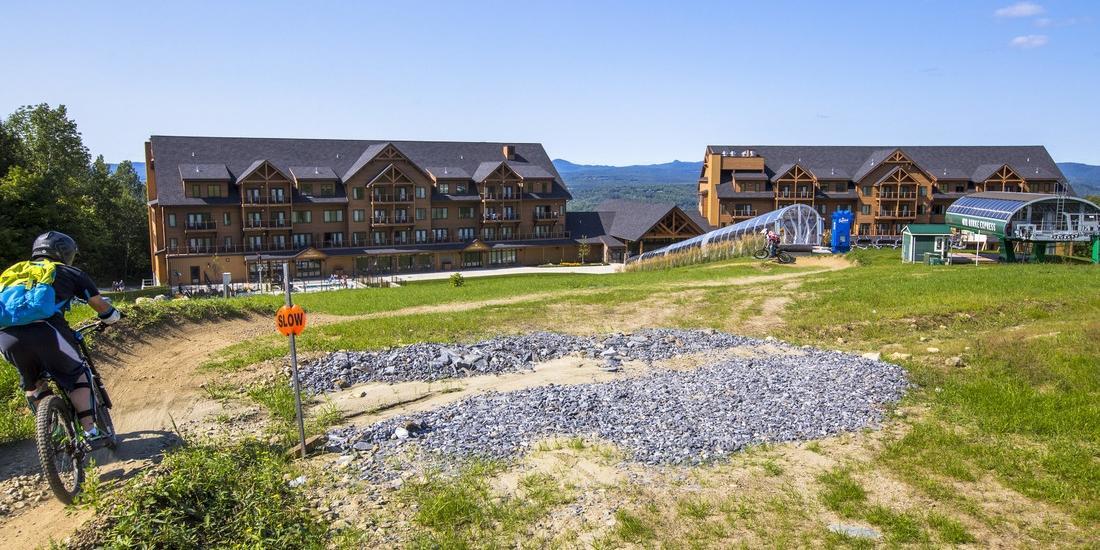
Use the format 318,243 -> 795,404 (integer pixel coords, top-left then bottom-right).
276,304 -> 307,336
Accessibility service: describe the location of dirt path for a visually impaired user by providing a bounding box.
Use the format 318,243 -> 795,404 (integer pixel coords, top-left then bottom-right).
0,258 -> 851,548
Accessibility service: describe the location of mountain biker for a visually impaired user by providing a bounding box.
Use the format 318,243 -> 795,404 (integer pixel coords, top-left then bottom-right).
765,229 -> 781,257
0,231 -> 121,438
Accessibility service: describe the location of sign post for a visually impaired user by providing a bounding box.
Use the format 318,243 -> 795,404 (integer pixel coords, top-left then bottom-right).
276,263 -> 308,459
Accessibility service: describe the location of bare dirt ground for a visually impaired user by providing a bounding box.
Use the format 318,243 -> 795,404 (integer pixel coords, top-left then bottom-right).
0,260 -> 848,548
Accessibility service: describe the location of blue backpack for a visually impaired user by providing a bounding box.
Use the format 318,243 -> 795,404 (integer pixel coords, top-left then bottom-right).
0,260 -> 63,328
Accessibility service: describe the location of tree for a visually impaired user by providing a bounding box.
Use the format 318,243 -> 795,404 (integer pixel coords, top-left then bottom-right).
578,237 -> 591,265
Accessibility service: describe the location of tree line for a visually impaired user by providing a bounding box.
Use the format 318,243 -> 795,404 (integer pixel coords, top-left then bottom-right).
0,104 -> 149,284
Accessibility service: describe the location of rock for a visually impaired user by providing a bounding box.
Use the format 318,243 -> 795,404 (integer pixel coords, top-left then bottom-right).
393,427 -> 410,439
828,523 -> 881,540
153,294 -> 170,301
888,352 -> 911,360
944,356 -> 964,368
135,297 -> 153,305
288,475 -> 307,488
333,378 -> 348,390
861,352 -> 881,361
926,347 -> 941,354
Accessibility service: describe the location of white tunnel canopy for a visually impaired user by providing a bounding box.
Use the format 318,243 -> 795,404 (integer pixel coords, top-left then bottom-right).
633,204 -> 824,262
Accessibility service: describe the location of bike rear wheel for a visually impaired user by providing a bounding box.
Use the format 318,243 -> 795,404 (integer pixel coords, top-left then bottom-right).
777,251 -> 795,264
35,395 -> 85,504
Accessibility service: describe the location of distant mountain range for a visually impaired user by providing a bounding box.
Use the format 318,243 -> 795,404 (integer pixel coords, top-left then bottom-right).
108,159 -> 1100,200
552,159 -> 1100,198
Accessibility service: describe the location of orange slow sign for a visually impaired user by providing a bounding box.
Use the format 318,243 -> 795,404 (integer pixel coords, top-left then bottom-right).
275,305 -> 307,336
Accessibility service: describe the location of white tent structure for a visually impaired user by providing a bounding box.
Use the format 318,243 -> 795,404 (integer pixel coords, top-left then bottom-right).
631,204 -> 824,262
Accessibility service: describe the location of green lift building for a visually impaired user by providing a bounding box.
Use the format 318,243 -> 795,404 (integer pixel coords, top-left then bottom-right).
901,224 -> 953,263
944,192 -> 1100,263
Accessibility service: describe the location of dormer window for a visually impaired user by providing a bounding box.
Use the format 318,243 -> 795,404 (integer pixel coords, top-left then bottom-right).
456,183 -> 467,194
300,183 -> 314,196
319,182 -> 335,196
439,183 -> 451,194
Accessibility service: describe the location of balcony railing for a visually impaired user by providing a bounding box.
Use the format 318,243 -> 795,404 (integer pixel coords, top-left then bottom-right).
876,210 -> 916,218
243,219 -> 291,230
184,220 -> 217,231
372,216 -> 413,225
879,192 -> 917,199
165,231 -> 573,256
482,213 -> 520,222
481,193 -> 518,201
533,211 -> 561,220
242,196 -> 290,205
372,194 -> 413,203
725,209 -> 757,218
777,190 -> 814,199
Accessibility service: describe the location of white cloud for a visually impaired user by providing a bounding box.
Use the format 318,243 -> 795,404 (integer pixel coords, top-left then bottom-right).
995,2 -> 1045,18
1010,34 -> 1049,48
1035,17 -> 1053,27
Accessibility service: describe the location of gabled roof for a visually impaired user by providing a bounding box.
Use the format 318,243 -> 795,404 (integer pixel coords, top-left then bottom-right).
149,136 -> 568,206
472,161 -> 510,182
903,224 -> 952,235
593,199 -> 710,242
706,145 -> 1068,189
425,166 -> 471,179
236,159 -> 292,183
341,143 -> 392,182
289,166 -> 338,181
179,163 -> 230,181
872,165 -> 913,186
970,163 -> 1011,183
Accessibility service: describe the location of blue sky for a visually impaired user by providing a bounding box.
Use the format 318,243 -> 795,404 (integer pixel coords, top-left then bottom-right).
1,1 -> 1097,165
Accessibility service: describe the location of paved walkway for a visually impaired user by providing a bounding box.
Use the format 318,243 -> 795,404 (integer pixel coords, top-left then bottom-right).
393,264 -> 621,282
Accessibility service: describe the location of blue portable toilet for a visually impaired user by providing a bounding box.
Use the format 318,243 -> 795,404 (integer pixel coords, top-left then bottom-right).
831,210 -> 852,253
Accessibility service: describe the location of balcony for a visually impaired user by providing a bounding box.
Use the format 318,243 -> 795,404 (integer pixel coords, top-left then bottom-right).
481,193 -> 519,202
482,213 -> 519,223
371,194 -> 413,204
879,192 -> 917,199
242,195 -> 290,206
183,220 -> 217,232
533,211 -> 561,221
372,216 -> 413,226
876,210 -> 916,219
726,209 -> 758,218
243,219 -> 291,231
776,190 -> 815,199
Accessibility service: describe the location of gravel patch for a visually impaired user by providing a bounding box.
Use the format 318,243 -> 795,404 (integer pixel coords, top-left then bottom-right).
326,337 -> 909,480
298,329 -> 762,393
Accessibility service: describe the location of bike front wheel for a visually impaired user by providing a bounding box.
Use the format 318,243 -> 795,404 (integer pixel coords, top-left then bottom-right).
752,248 -> 770,260
35,396 -> 85,504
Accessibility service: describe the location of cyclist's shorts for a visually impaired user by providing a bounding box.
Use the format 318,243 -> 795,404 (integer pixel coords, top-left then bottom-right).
0,319 -> 86,391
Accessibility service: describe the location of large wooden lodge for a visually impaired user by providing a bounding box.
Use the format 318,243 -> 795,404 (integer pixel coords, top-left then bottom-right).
144,136 -> 707,285
697,145 -> 1070,235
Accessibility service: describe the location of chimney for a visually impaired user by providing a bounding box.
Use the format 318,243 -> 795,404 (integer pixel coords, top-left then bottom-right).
502,144 -> 516,160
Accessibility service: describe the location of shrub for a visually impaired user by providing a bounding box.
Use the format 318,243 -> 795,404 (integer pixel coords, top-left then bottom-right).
450,272 -> 465,287
75,441 -> 328,549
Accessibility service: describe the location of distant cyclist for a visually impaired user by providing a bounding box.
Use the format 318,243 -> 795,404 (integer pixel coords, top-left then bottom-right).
0,232 -> 121,438
765,229 -> 781,257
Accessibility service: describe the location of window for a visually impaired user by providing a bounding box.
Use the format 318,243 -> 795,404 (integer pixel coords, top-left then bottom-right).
917,205 -> 926,215
458,227 -> 475,240
918,187 -> 926,197
502,186 -> 514,199
168,213 -> 177,227
415,208 -> 426,220
293,210 -> 312,224
292,233 -> 312,247
932,204 -> 944,215
224,236 -> 233,249
817,204 -> 827,214
415,229 -> 428,243
296,260 -> 321,278
533,225 -> 550,237
189,183 -> 202,197
270,187 -> 285,203
323,210 -> 344,222
432,207 -> 448,220
371,231 -> 387,245
482,227 -> 496,240
352,209 -> 366,222
438,183 -> 450,194
395,209 -> 409,222
394,230 -> 409,244
416,186 -> 426,199
207,184 -> 221,197
500,226 -> 513,239
860,204 -> 871,215
324,232 -> 344,246
271,235 -> 286,249
168,237 -> 178,250
432,228 -> 449,241
299,183 -> 314,196
352,187 -> 364,200
456,183 -> 466,194
862,186 -> 872,196
319,183 -> 335,196
490,249 -> 517,265
836,183 -> 847,193
352,232 -> 367,245
458,207 -> 474,219
858,224 -> 870,235
247,236 -> 263,251
223,212 -> 231,226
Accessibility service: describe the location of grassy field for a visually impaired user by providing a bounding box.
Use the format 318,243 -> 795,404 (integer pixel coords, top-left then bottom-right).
7,251 -> 1100,547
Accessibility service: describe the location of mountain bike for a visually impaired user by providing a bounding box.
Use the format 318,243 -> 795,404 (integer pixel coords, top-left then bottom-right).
752,246 -> 795,264
33,321 -> 118,504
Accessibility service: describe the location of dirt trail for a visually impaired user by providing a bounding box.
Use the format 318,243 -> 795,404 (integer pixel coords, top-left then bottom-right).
0,258 -> 851,548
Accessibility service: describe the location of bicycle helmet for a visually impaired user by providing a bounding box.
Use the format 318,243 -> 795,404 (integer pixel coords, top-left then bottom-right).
31,231 -> 79,265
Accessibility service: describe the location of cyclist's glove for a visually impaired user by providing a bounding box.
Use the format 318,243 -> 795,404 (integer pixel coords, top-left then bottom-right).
98,307 -> 122,325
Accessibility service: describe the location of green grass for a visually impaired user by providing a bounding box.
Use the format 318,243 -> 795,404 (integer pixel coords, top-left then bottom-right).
614,509 -> 657,543
399,461 -> 575,548
77,441 -> 328,548
246,379 -> 345,443
817,469 -> 867,517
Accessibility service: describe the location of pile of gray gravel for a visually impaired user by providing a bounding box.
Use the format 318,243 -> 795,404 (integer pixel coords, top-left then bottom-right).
298,329 -> 764,393
327,343 -> 908,480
